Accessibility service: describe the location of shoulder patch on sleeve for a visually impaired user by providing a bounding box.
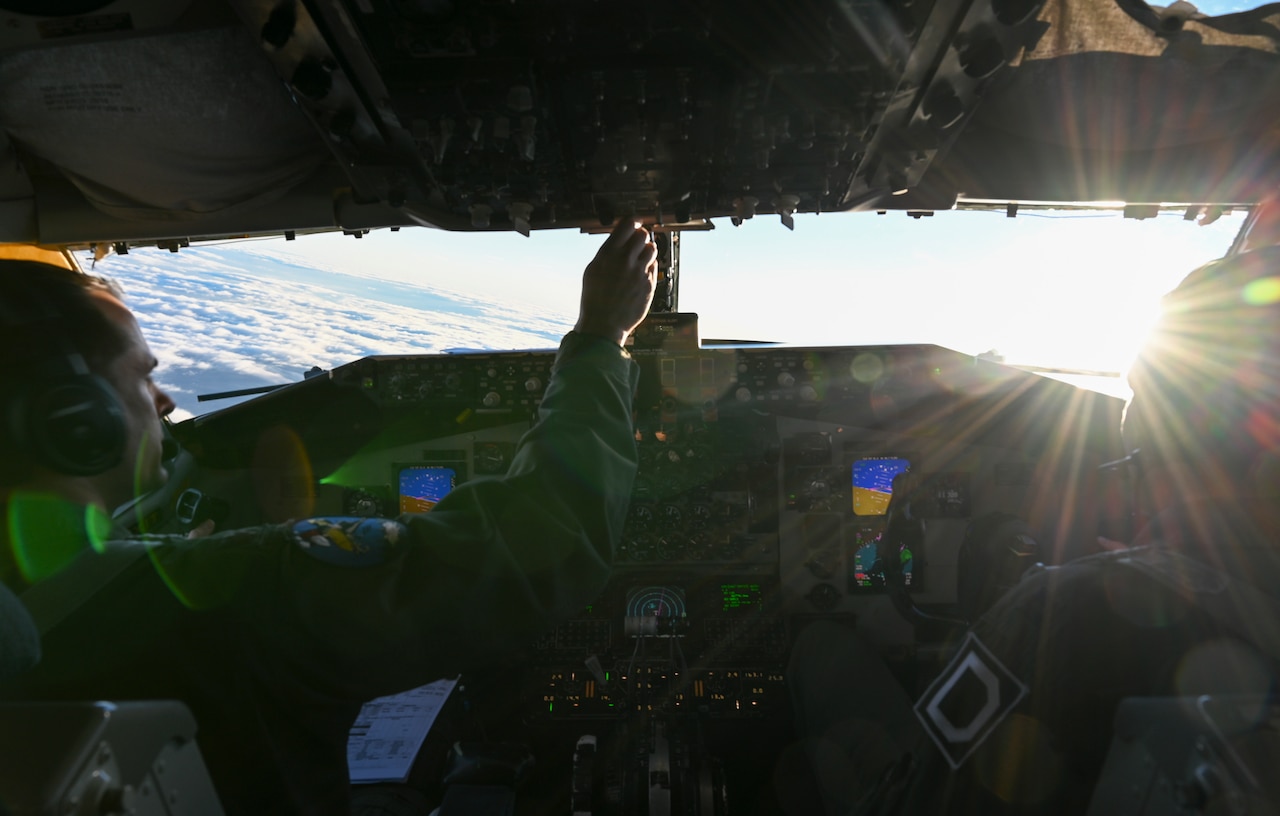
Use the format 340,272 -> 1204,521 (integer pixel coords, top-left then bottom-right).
291,517 -> 408,566
914,632 -> 1028,770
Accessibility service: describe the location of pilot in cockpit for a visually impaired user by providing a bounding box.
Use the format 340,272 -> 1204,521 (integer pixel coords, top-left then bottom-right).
787,207 -> 1280,815
0,220 -> 656,814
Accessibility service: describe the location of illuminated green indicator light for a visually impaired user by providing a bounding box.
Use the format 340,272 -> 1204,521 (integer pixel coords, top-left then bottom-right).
605,672 -> 611,681
548,703 -> 554,713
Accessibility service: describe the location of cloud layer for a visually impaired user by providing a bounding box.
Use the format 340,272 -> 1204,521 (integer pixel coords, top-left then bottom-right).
95,245 -> 575,418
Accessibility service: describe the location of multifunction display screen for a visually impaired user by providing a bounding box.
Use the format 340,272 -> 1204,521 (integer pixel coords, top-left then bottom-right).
851,457 -> 911,515
399,466 -> 457,513
849,526 -> 916,590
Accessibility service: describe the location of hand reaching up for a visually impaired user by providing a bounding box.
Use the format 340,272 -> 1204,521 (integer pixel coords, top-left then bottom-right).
574,220 -> 658,348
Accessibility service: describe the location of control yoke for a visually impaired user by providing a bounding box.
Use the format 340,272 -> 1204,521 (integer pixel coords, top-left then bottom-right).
877,472 -> 967,631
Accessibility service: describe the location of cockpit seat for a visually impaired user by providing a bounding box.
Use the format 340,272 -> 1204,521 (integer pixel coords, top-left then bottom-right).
0,699 -> 224,815
1087,695 -> 1280,815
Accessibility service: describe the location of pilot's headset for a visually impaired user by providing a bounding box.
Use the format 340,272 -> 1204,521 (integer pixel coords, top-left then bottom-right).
0,263 -> 127,476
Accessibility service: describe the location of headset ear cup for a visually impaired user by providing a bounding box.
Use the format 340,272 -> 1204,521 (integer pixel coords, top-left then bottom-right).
14,374 -> 126,476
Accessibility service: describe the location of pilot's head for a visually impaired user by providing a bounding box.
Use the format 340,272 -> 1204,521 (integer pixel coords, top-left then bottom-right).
1123,243 -> 1280,512
0,260 -> 176,513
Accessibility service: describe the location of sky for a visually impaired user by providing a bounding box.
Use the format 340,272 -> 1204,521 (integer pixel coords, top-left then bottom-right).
89,206 -> 1247,421
1191,0 -> 1269,10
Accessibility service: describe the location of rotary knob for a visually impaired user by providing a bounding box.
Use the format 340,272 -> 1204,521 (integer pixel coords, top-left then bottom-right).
627,536 -> 654,562
806,583 -> 842,611
799,385 -> 818,401
735,386 -> 752,402
805,554 -> 837,579
483,391 -> 501,408
525,377 -> 542,392
656,535 -> 686,561
777,371 -> 795,388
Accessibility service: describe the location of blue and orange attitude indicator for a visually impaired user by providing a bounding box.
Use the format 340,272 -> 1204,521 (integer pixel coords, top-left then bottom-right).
851,457 -> 910,516
398,466 -> 457,514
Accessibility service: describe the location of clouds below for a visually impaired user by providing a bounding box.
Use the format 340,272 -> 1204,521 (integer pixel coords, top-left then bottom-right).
95,245 -> 575,418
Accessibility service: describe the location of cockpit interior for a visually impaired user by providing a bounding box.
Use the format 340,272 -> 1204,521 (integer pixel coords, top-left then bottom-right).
1,0 -> 1279,813
145,327 -> 1123,812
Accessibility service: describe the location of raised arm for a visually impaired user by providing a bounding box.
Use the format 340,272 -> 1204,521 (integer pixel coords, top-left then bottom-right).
573,220 -> 658,347
148,221 -> 658,697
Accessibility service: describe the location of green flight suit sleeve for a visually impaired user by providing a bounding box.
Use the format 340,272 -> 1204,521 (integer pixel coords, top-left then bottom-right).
149,331 -> 640,699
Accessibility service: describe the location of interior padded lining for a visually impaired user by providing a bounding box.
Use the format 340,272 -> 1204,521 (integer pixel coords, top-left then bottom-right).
1029,0 -> 1280,61
969,50 -> 1280,150
0,24 -> 329,221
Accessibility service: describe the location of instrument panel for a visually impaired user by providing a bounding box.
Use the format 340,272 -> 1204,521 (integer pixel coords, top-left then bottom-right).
176,338 -> 1122,722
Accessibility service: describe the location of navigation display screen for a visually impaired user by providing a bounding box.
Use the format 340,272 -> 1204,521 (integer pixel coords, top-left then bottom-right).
399,466 -> 457,513
849,526 -> 916,591
851,457 -> 911,515
720,583 -> 763,612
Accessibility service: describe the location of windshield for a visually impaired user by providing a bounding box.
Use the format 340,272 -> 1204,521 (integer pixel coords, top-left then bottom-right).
87,207 -> 1246,419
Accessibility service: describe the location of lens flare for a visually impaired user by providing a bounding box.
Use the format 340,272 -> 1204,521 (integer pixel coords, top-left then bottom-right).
1242,276 -> 1280,306
251,424 -> 315,521
144,534 -> 250,611
7,492 -> 112,582
849,353 -> 884,384
973,713 -> 1063,805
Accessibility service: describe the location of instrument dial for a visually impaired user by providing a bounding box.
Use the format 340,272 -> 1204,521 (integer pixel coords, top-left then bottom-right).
343,489 -> 386,517
661,504 -> 682,525
625,535 -> 654,561
473,442 -> 512,475
656,535 -> 686,561
689,503 -> 712,529
687,532 -> 712,560
626,586 -> 687,619
630,504 -> 656,530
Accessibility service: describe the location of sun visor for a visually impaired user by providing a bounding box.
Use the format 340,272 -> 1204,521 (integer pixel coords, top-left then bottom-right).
0,25 -> 329,222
